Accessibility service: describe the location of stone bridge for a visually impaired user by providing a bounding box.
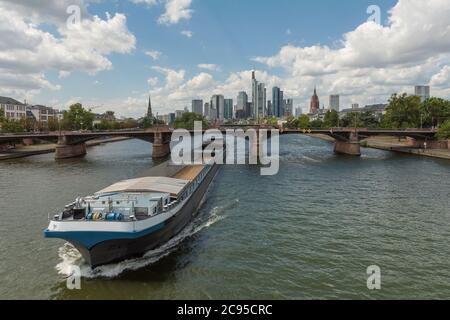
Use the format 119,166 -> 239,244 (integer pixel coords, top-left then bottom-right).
0,126 -> 441,159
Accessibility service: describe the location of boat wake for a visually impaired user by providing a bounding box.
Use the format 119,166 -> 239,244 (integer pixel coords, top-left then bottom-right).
55,201 -> 235,279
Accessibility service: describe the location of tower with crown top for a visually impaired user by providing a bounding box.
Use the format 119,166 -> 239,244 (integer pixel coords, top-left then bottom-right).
310,87 -> 320,114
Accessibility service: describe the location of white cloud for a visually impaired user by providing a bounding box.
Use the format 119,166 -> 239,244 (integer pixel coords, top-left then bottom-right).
0,2 -> 136,98
145,50 -> 162,60
430,66 -> 450,87
151,66 -> 186,89
180,30 -> 193,38
0,0 -> 89,25
147,77 -> 159,87
158,0 -> 193,25
253,0 -> 450,110
130,0 -> 158,6
198,64 -> 221,71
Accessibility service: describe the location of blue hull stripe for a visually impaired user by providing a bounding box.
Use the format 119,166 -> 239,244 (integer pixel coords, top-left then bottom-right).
44,222 -> 165,250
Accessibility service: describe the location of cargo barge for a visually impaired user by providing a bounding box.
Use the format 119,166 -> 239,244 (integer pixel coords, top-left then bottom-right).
44,158 -> 220,268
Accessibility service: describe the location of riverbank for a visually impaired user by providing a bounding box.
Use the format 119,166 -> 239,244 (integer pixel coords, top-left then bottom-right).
0,137 -> 131,160
363,136 -> 450,160
309,134 -> 450,160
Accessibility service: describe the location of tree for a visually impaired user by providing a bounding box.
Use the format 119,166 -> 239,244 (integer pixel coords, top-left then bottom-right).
310,119 -> 324,128
21,118 -> 37,132
62,103 -> 95,130
298,115 -> 310,128
420,97 -> 450,127
94,119 -> 113,131
47,118 -> 60,131
383,93 -> 421,128
174,112 -> 208,130
120,118 -> 139,129
323,110 -> 339,127
437,120 -> 450,140
341,112 -> 364,128
264,116 -> 278,126
0,119 -> 25,133
284,116 -> 299,129
359,111 -> 380,128
140,116 -> 164,128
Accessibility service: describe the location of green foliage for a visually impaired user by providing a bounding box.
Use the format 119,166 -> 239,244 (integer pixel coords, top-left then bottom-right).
284,115 -> 310,129
420,97 -> 450,127
0,119 -> 25,133
284,116 -> 299,129
298,115 -> 310,128
323,110 -> 339,127
140,116 -> 153,129
359,111 -> 380,128
95,118 -> 139,131
383,93 -> 421,128
264,116 -> 278,126
121,118 -> 139,129
309,119 -> 324,128
173,112 -> 208,130
47,118 -> 60,131
62,103 -> 95,130
437,120 -> 450,140
360,141 -> 369,148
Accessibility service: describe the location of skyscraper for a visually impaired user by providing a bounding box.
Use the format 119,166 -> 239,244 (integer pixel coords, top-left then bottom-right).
192,99 -> 203,115
252,71 -> 266,121
272,87 -> 284,118
310,87 -> 320,114
415,85 -> 430,102
284,99 -> 293,117
210,94 -> 224,121
168,113 -> 175,126
224,99 -> 233,120
252,71 -> 257,119
246,102 -> 253,119
204,102 -> 210,119
329,95 -> 340,112
237,91 -> 248,113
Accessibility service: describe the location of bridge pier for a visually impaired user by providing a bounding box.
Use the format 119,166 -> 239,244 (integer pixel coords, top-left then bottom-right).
334,132 -> 361,156
152,132 -> 171,159
22,138 -> 34,146
55,136 -> 87,159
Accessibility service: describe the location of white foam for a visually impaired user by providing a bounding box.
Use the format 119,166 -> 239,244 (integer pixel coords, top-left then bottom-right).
55,202 -> 234,279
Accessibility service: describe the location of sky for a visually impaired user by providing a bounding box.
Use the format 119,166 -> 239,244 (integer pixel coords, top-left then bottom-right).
1,0 -> 450,118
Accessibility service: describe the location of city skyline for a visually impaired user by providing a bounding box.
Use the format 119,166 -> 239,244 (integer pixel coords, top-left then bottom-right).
1,0 -> 450,118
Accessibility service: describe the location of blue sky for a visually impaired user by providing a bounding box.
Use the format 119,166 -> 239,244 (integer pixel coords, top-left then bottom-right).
1,0 -> 449,117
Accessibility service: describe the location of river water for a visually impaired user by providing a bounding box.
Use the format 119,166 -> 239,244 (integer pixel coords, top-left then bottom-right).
0,135 -> 449,299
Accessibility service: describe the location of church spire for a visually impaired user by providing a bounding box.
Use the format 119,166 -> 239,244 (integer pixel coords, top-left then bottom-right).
147,95 -> 153,119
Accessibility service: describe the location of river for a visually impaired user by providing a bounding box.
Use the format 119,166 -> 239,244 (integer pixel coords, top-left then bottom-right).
0,135 -> 449,299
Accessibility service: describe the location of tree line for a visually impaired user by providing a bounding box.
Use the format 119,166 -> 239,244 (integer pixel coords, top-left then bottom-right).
0,103 -> 159,133
284,94 -> 450,139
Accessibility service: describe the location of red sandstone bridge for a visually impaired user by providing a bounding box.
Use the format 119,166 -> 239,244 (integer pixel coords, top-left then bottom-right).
0,126 -> 439,159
